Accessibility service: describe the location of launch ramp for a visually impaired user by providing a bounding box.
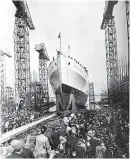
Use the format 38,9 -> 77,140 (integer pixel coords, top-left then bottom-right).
1,114 -> 56,144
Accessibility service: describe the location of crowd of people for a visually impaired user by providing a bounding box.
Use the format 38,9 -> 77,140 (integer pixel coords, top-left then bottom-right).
110,103 -> 129,156
0,106 -> 129,158
1,107 -> 44,133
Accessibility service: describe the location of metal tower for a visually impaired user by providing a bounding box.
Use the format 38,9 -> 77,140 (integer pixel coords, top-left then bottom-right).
125,0 -> 130,73
35,43 -> 50,105
13,0 -> 35,106
101,1 -> 118,104
89,82 -> 95,110
0,50 -> 12,107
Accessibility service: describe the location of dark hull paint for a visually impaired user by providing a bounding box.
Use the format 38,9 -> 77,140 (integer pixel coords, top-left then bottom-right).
55,84 -> 87,110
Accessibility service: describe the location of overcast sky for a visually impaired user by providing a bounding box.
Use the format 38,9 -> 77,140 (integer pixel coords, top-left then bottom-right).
0,0 -> 109,100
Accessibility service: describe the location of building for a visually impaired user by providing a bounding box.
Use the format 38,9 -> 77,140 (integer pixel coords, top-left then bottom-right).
28,81 -> 42,110
5,86 -> 15,106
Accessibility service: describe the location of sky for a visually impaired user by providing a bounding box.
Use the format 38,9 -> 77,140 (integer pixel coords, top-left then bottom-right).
0,0 -> 109,100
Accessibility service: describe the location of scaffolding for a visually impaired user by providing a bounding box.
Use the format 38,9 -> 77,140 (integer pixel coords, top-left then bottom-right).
0,54 -> 6,107
101,0 -> 129,109
0,50 -> 12,107
100,1 -> 129,154
35,43 -> 50,105
30,82 -> 42,110
14,17 -> 30,101
101,1 -> 118,105
5,86 -> 15,106
125,0 -> 130,73
89,82 -> 95,110
13,0 -> 35,107
105,17 -> 118,104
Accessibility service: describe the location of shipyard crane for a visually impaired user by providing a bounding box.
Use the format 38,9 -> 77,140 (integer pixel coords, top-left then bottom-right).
125,0 -> 130,75
35,43 -> 50,108
0,50 -> 12,108
101,0 -> 118,105
12,0 -> 35,107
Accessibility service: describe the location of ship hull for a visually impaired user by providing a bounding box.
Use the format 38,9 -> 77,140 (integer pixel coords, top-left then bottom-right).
48,53 -> 88,111
55,83 -> 88,110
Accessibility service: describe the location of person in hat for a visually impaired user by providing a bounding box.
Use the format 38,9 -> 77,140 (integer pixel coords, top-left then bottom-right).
96,140 -> 106,158
66,130 -> 77,158
86,139 -> 92,158
6,139 -> 24,158
89,135 -> 98,158
74,140 -> 86,158
51,126 -> 60,150
63,115 -> 69,125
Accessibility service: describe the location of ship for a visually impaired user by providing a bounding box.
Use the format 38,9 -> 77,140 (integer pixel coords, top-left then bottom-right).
48,51 -> 89,111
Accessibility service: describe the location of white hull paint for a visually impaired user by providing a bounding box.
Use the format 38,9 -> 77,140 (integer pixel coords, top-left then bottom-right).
48,53 -> 88,107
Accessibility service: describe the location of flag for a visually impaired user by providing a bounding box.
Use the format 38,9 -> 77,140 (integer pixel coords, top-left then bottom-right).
58,33 -> 61,38
58,33 -> 61,52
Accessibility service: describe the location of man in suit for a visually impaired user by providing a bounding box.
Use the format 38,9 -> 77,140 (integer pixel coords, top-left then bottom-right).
75,143 -> 86,158
89,136 -> 98,158
20,139 -> 35,158
66,130 -> 77,158
51,126 -> 60,150
96,140 -> 106,158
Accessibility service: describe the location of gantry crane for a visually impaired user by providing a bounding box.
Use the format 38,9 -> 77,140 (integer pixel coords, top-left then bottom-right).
101,1 -> 118,105
125,0 -> 130,75
0,50 -> 12,107
12,0 -> 35,107
35,43 -> 50,107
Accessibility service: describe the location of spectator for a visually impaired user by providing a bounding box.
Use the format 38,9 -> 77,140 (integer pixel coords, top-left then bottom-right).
6,139 -> 23,158
59,135 -> 66,152
74,141 -> 86,158
54,149 -> 64,158
51,127 -> 60,150
89,135 -> 98,158
5,121 -> 9,132
44,132 -> 54,150
66,130 -> 77,158
1,103 -> 128,158
0,145 -> 14,157
63,115 -> 69,125
86,140 -> 92,158
1,108 -> 43,133
65,124 -> 71,135
96,140 -> 106,158
20,139 -> 35,158
105,145 -> 112,158
34,125 -> 51,158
